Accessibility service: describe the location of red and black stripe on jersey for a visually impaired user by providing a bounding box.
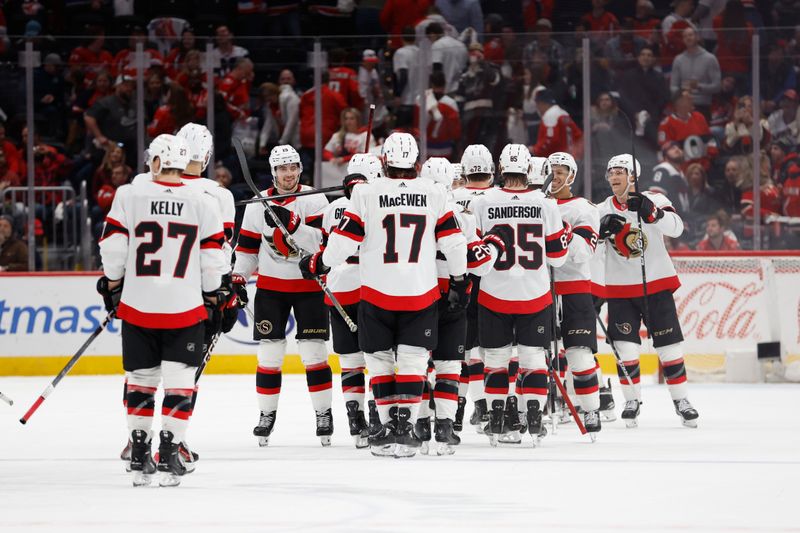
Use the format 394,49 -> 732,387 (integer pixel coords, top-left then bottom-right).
435,212 -> 460,240
200,231 -> 225,250
545,226 -> 569,258
572,225 -> 598,251
100,216 -> 128,241
333,211 -> 365,242
236,229 -> 261,254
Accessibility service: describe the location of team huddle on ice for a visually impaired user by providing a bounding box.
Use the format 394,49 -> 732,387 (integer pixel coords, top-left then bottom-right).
97,124 -> 700,487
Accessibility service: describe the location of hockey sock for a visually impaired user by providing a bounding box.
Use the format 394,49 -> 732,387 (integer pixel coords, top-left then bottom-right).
508,357 -> 520,388
433,360 -> 461,420
467,357 -> 485,403
396,345 -> 429,424
518,368 -> 548,411
189,385 -> 199,415
658,343 -> 689,401
557,349 -> 568,379
458,362 -> 469,398
305,361 -> 333,412
566,347 -> 600,412
161,361 -> 195,443
483,368 -> 509,409
126,366 -> 160,437
122,376 -> 128,409
614,341 -> 641,402
340,352 -> 366,411
418,379 -> 432,419
256,366 -> 282,413
370,374 -> 396,424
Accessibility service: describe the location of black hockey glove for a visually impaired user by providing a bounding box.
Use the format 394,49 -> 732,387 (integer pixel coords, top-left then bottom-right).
343,173 -> 368,200
96,276 -> 123,313
299,251 -> 330,280
593,295 -> 606,315
447,275 -> 471,312
264,205 -> 301,233
218,275 -> 239,334
482,225 -> 514,255
599,214 -> 626,240
231,273 -> 249,307
626,192 -> 663,223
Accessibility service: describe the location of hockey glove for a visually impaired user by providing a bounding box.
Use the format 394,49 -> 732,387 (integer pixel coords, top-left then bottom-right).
299,251 -> 330,279
231,273 -> 249,307
562,220 -> 574,244
264,205 -> 301,233
218,275 -> 239,334
482,225 -> 514,255
343,173 -> 368,200
626,192 -> 663,223
599,214 -> 626,240
96,276 -> 123,313
447,275 -> 472,312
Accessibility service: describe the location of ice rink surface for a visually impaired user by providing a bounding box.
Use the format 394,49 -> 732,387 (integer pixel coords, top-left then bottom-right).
0,374 -> 798,532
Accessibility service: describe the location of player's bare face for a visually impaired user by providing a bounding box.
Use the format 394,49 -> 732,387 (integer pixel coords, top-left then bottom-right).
275,164 -> 301,193
550,166 -> 572,196
607,168 -> 630,198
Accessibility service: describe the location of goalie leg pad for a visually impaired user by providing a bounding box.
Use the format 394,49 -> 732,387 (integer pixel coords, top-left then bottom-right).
614,341 -> 641,402
657,342 -> 689,401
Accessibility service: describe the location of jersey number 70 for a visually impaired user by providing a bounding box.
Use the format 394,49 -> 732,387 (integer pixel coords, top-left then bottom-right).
492,223 -> 543,270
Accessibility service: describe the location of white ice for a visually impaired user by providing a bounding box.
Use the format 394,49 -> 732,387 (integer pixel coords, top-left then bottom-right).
0,374 -> 798,532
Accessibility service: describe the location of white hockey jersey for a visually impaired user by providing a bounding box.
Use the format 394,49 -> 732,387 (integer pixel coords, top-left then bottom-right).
553,196 -> 599,295
435,201 -> 495,289
451,185 -> 491,212
99,179 -> 228,328
234,185 -> 328,292
471,187 -> 569,314
596,191 -> 683,298
322,195 -> 360,305
323,177 -> 467,311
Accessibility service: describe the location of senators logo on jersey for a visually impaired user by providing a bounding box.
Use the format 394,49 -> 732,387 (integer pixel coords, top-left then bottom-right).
610,223 -> 648,259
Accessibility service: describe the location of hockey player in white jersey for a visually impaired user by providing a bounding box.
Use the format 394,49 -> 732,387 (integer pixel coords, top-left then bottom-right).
529,156 -> 548,191
98,134 -> 230,486
470,143 -> 572,446
233,145 -> 333,446
347,152 -> 384,181
547,152 -> 602,436
300,133 -> 468,458
597,154 -> 699,428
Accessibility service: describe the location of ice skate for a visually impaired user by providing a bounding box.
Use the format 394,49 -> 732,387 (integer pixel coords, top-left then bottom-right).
674,398 -> 699,428
454,396 -> 467,433
315,408 -> 334,446
599,379 -> 616,421
367,400 -> 382,445
157,430 -> 186,487
433,418 -> 460,455
584,410 -> 601,442
414,417 -> 432,455
498,397 -> 522,445
121,439 -> 132,472
483,400 -> 505,447
394,407 -> 421,458
129,430 -> 156,487
345,401 -> 369,449
470,399 -> 489,434
253,410 -> 277,447
621,400 -> 640,428
179,441 -> 198,473
526,400 -> 547,447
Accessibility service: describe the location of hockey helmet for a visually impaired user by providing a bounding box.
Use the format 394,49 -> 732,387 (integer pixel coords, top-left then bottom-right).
499,143 -> 531,175
528,157 -> 548,186
177,123 -> 214,171
347,153 -> 384,182
606,153 -> 642,177
148,134 -> 191,173
547,151 -> 577,194
420,157 -> 455,192
269,145 -> 303,177
461,144 -> 494,177
382,132 -> 419,170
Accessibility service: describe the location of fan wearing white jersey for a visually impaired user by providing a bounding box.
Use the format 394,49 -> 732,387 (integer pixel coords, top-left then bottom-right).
417,157 -> 512,455
232,145 -> 333,447
98,134 -> 229,487
547,152 -> 602,435
300,133 -> 468,458
597,153 -> 699,428
471,143 -> 571,446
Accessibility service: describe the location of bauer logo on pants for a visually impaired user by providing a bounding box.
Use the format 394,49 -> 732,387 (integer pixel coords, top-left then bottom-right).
616,322 -> 632,335
257,320 -> 273,335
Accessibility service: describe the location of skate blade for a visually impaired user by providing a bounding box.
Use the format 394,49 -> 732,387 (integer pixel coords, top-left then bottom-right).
132,471 -> 153,487
158,472 -> 181,487
588,432 -> 598,443
624,418 -> 638,428
182,462 -> 197,474
125,461 -> 132,473
681,419 -> 698,429
419,441 -> 430,455
558,414 -> 573,425
319,435 -> 332,447
600,410 -> 617,422
353,435 -> 369,449
257,436 -> 270,447
434,442 -> 456,456
487,434 -> 498,447
393,444 -> 417,459
370,444 -> 395,457
498,431 -> 522,445
472,423 -> 486,435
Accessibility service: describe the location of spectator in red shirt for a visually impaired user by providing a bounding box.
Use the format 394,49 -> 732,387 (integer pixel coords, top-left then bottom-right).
68,27 -> 113,88
632,0 -> 661,46
0,123 -> 22,177
581,0 -> 620,45
96,164 -> 131,213
769,138 -> 800,186
112,25 -> 164,78
147,83 -> 195,138
483,14 -> 505,67
217,57 -> 254,122
523,0 -> 554,31
712,0 -> 753,82
660,0 -> 694,72
741,150 -> 782,220
380,0 -> 432,49
91,143 -> 131,199
165,28 -> 199,80
695,212 -> 741,251
531,89 -> 583,158
414,71 -> 461,158
328,48 -> 363,111
0,148 -> 21,190
299,72 -> 347,182
658,90 -> 719,170
323,107 -> 373,166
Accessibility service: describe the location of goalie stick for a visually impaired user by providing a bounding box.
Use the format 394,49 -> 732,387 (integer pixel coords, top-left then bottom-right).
232,137 -> 357,332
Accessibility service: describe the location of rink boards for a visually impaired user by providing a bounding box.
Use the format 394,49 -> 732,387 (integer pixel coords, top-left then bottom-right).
0,262 -> 798,376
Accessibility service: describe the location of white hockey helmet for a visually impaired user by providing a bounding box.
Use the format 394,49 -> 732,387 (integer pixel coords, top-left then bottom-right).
382,132 -> 419,170
451,162 -> 463,179
606,153 -> 642,177
269,145 -> 303,177
420,157 -> 455,191
499,143 -> 531,175
528,156 -> 548,186
547,151 -> 577,194
461,144 -> 494,177
147,134 -> 191,173
347,153 -> 384,182
176,122 -> 214,171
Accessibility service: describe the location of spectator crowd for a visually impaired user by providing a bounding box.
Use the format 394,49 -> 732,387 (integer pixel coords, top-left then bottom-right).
2,0 -> 800,271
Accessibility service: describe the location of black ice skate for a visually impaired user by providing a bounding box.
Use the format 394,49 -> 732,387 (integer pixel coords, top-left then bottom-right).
584,410 -> 601,442
673,398 -> 699,428
253,410 -> 277,447
470,399 -> 489,434
484,399 -> 506,447
315,408 -> 334,446
121,438 -> 132,472
621,399 -> 641,428
129,430 -> 156,487
526,400 -> 547,447
371,406 -> 398,457
454,396 -> 467,433
599,379 -> 616,421
394,407 -> 421,458
498,397 -> 522,445
414,417 -> 432,455
345,401 -> 369,449
179,441 -> 198,473
433,418 -> 461,456
157,430 -> 186,487
367,400 -> 382,445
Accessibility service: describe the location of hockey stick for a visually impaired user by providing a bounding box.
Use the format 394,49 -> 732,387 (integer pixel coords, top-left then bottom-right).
0,392 -> 13,406
232,137 -> 357,332
594,308 -> 637,389
364,104 -> 375,153
234,185 -> 345,207
20,312 -> 114,424
616,108 -> 652,339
